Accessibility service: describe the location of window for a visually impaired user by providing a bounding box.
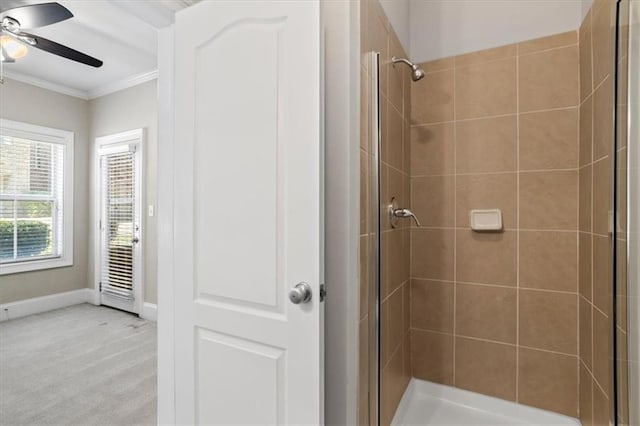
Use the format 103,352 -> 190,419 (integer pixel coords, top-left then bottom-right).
0,119 -> 74,274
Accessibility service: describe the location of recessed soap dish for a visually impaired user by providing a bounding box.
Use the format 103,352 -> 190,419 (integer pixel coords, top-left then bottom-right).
470,209 -> 503,232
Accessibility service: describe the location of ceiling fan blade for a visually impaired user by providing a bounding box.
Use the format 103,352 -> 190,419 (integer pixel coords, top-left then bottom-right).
2,2 -> 73,29
19,31 -> 103,67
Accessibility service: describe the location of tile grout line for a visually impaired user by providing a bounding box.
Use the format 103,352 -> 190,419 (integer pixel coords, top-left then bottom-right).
410,104 -> 581,128
589,8 -> 595,419
515,41 -> 521,404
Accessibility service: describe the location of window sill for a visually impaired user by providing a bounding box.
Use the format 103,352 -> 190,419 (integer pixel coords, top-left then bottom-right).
0,257 -> 73,275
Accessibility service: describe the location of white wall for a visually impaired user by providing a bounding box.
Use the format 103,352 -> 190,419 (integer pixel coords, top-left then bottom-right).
0,78 -> 90,304
409,0 -> 585,63
322,0 -> 360,424
380,0 -> 410,53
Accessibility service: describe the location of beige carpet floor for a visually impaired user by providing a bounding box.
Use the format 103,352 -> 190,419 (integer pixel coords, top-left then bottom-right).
0,303 -> 156,425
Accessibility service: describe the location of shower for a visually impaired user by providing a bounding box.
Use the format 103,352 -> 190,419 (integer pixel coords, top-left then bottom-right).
391,56 -> 425,81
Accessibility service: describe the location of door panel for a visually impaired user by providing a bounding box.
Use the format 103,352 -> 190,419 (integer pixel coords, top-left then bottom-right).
173,1 -> 322,424
97,133 -> 142,315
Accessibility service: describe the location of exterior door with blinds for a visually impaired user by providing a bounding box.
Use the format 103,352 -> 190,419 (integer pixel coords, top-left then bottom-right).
97,129 -> 143,314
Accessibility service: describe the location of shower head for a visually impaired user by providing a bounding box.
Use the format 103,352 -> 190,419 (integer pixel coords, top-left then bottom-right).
392,56 -> 425,81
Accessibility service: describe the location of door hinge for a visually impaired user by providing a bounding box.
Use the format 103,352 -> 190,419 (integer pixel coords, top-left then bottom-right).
319,283 -> 326,302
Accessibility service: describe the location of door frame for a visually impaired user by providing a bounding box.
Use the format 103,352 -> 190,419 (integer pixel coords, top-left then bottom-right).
93,128 -> 145,315
157,24 -> 176,425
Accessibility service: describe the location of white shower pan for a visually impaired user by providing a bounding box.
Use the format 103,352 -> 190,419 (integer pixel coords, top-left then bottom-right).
391,379 -> 581,426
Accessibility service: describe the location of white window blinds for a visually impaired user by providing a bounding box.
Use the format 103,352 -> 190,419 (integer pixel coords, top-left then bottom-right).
100,151 -> 135,300
0,135 -> 65,264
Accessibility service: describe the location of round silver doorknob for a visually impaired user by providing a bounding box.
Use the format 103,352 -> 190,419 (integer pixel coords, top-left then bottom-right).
289,282 -> 312,304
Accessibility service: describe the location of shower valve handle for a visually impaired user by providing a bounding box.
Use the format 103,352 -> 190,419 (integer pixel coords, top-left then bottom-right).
392,208 -> 421,227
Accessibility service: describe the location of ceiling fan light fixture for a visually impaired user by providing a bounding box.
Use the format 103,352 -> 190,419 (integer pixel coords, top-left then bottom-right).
0,35 -> 28,59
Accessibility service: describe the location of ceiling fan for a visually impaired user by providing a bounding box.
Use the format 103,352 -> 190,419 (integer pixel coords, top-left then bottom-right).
0,2 -> 103,67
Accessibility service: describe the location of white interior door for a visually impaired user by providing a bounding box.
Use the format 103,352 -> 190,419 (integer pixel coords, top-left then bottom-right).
97,130 -> 143,315
172,1 -> 323,424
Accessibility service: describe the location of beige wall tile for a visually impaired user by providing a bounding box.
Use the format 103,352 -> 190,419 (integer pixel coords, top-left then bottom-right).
519,289 -> 578,354
388,167 -> 406,216
580,362 -> 593,425
381,343 -> 404,426
386,286 -> 404,359
388,35 -> 405,114
592,307 -> 610,397
360,67 -> 370,152
579,16 -> 593,103
593,77 -> 613,161
381,297 -> 390,366
403,333 -> 411,385
520,171 -> 578,230
411,279 -> 454,333
593,380 -> 610,425
518,31 -> 578,55
403,119 -> 411,173
386,105 -> 404,171
411,329 -> 454,385
402,282 -> 410,334
455,283 -> 517,343
592,235 -> 611,316
519,108 -> 579,170
592,158 -> 611,236
419,57 -> 454,73
456,173 -> 517,228
455,44 -> 516,67
579,232 -> 593,301
365,6 -> 389,94
359,235 -> 369,320
456,230 -> 517,286
411,175 -> 455,227
380,164 -> 390,231
411,123 -> 455,176
519,46 -> 579,112
454,337 -> 517,401
381,231 -> 389,298
411,228 -> 455,281
518,348 -> 578,417
358,316 -> 369,426
388,229 -> 409,295
455,57 -> 517,119
580,95 -> 593,167
580,296 -> 593,369
360,150 -> 369,235
411,69 -> 454,125
591,1 -> 614,88
455,116 -> 517,173
579,165 -> 592,232
519,231 -> 578,292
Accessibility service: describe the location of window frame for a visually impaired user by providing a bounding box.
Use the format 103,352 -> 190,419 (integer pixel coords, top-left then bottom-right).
0,119 -> 74,275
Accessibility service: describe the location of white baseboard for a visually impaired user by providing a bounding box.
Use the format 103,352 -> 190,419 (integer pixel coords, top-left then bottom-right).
141,302 -> 157,322
0,288 -> 94,322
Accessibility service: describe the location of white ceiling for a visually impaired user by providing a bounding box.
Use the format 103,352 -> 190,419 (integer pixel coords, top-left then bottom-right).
0,0 -> 197,99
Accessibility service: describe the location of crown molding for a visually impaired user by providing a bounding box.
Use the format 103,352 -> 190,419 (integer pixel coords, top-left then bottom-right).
87,70 -> 158,100
1,70 -> 90,100
1,69 -> 159,101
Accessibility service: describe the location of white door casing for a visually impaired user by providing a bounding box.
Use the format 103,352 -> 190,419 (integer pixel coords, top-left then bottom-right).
95,129 -> 144,315
172,1 -> 323,424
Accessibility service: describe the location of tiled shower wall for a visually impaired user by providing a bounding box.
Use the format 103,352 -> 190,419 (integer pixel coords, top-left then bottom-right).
578,0 -> 617,424
409,32 -> 582,417
359,1 -> 412,425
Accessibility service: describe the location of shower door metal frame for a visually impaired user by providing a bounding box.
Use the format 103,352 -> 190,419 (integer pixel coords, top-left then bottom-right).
616,1 -> 640,424
367,50 -> 381,426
